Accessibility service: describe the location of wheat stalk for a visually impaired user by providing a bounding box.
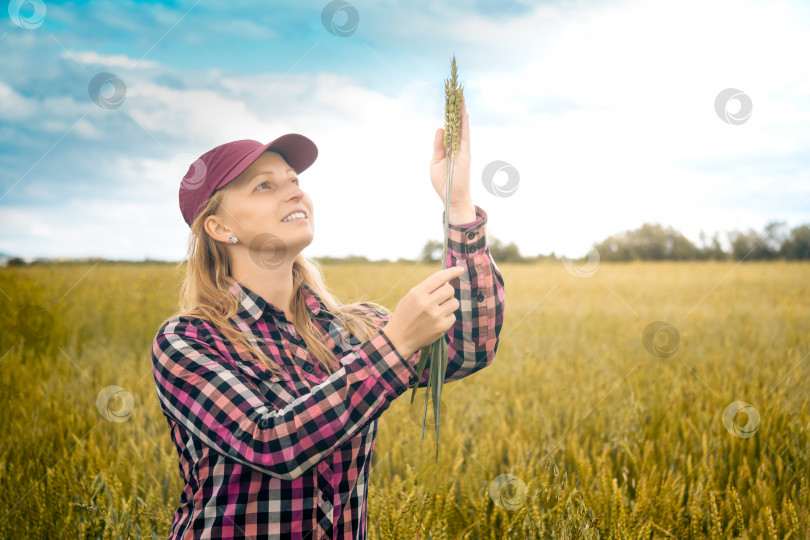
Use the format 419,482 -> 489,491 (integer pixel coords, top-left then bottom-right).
409,54 -> 464,462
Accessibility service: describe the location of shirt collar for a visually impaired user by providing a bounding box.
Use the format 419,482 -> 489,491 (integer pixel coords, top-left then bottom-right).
228,280 -> 322,325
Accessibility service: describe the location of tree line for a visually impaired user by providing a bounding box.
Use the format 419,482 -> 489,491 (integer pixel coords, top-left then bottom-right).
420,220 -> 810,263
4,220 -> 808,267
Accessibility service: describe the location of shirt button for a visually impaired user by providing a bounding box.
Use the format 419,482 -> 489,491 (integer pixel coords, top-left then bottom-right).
467,231 -> 476,240
476,291 -> 485,302
259,370 -> 271,380
301,363 -> 314,373
258,418 -> 270,428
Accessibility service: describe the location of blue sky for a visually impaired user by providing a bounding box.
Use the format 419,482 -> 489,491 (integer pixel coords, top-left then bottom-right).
1,0 -> 809,261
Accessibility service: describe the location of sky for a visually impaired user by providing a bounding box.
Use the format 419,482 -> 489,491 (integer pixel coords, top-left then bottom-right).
1,0 -> 809,262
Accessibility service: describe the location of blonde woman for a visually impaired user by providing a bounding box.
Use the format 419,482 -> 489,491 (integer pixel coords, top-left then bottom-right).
151,97 -> 505,539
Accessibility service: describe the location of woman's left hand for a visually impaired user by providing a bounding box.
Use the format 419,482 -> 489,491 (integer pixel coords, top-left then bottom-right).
430,95 -> 471,209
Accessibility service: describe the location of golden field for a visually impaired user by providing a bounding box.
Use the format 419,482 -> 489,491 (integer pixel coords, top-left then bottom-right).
0,261 -> 807,539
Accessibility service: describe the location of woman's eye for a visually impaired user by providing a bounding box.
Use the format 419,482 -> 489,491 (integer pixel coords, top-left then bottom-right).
256,179 -> 298,190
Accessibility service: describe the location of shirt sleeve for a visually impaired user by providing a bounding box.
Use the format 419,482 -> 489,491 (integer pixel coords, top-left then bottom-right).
372,204 -> 506,385
151,319 -> 419,481
455,215 -> 484,228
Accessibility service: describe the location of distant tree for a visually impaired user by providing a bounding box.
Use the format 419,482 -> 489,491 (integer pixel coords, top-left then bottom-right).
727,220 -> 790,261
420,239 -> 444,263
593,235 -> 633,262
728,230 -> 762,260
526,252 -> 559,263
342,255 -> 371,264
697,230 -> 728,261
366,220 -> 810,265
764,221 -> 789,250
7,257 -> 27,266
593,223 -> 700,261
488,237 -> 523,263
780,224 -> 810,260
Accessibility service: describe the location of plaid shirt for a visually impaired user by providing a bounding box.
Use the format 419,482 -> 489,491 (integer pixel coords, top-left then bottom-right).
151,205 -> 505,539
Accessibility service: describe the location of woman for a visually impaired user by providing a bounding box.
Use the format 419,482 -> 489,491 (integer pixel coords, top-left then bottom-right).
151,96 -> 505,539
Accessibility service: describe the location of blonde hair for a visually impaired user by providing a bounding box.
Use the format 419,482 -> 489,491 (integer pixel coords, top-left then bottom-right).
158,182 -> 392,378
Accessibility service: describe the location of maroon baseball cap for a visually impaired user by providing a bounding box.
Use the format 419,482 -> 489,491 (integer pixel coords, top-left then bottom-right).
178,134 -> 318,227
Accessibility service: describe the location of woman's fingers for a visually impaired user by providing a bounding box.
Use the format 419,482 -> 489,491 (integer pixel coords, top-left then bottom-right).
459,97 -> 470,155
422,266 -> 465,295
432,128 -> 446,163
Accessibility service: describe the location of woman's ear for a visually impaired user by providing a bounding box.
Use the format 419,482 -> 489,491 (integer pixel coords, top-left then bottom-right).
204,215 -> 234,244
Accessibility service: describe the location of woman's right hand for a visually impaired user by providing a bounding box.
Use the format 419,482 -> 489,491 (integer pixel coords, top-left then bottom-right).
382,266 -> 465,360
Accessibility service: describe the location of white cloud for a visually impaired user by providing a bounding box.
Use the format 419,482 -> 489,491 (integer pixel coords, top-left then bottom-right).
0,82 -> 38,121
125,82 -> 273,146
0,82 -> 92,126
61,50 -> 159,70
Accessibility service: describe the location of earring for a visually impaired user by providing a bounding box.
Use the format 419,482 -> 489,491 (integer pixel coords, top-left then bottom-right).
229,235 -> 238,244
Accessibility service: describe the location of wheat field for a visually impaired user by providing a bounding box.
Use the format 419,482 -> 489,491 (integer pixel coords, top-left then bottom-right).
0,261 -> 807,539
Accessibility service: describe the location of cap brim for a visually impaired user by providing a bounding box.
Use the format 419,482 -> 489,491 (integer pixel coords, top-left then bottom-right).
213,133 -> 318,192
261,133 -> 318,175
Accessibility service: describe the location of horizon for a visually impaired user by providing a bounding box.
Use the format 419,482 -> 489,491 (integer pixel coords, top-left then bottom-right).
1,216 -> 804,264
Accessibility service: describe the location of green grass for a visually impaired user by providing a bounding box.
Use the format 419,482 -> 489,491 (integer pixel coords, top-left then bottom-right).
0,261 -> 807,538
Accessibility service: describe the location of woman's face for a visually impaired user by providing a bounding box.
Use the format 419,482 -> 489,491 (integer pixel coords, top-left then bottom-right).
216,150 -> 314,257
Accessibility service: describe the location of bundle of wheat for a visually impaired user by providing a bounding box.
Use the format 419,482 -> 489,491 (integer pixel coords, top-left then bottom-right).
410,55 -> 464,461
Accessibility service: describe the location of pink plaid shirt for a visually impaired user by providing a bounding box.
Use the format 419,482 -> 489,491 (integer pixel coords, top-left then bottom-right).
151,205 -> 505,539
